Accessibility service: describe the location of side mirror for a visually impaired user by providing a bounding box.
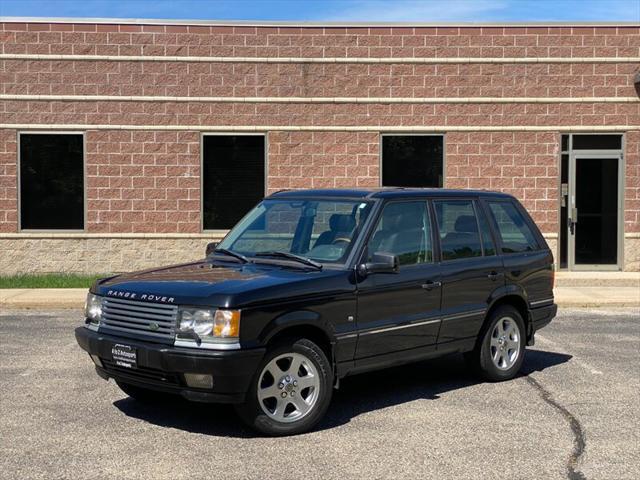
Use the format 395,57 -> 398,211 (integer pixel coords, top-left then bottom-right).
205,242 -> 219,256
358,252 -> 399,276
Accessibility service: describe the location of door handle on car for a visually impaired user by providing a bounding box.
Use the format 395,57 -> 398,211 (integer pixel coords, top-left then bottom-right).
487,271 -> 503,281
422,280 -> 442,290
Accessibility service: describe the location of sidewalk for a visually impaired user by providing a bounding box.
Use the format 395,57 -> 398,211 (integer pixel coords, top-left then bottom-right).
1,286 -> 638,309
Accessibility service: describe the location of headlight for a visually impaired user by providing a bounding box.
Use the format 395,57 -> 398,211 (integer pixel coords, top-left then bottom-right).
84,293 -> 102,326
178,308 -> 240,341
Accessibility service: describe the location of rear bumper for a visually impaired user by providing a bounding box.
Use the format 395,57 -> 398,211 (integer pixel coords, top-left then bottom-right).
531,303 -> 557,333
75,327 -> 265,403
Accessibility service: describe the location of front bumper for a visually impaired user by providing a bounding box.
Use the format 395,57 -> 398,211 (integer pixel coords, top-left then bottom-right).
75,327 -> 265,403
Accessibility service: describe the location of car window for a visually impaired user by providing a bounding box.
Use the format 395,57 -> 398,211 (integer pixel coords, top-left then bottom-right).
220,199 -> 373,264
434,200 -> 483,261
367,201 -> 432,266
488,201 -> 539,253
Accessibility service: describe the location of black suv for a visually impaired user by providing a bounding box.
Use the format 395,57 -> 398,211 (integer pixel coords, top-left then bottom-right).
76,188 -> 556,436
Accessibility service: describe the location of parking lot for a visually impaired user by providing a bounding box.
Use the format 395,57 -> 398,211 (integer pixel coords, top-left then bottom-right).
0,308 -> 638,480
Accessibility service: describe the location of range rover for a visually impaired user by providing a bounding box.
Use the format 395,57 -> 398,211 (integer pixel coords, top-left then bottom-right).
76,188 -> 557,436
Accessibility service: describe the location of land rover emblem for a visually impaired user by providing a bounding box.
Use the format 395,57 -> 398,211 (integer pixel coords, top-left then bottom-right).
149,322 -> 159,331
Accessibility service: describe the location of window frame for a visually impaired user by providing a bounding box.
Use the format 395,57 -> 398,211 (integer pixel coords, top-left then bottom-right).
484,198 -> 543,256
200,132 -> 268,234
432,197 -> 487,263
17,130 -> 87,233
379,133 -> 446,188
358,198 -> 437,270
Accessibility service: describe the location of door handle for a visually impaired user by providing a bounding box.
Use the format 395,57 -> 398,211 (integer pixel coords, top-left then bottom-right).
422,280 -> 442,290
487,271 -> 503,281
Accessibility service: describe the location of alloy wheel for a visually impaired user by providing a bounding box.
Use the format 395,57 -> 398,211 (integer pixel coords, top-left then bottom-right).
257,352 -> 320,423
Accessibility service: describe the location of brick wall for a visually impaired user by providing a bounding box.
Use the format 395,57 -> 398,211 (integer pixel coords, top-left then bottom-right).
2,24 -> 639,58
86,130 -> 201,233
0,21 -> 638,271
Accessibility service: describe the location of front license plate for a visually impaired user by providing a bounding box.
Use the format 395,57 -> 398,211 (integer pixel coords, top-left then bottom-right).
111,344 -> 137,369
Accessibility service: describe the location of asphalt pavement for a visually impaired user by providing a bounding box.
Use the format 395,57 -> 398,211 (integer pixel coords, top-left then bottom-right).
0,308 -> 638,480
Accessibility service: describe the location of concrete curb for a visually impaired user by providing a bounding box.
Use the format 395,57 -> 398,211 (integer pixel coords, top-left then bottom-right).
1,287 -> 638,310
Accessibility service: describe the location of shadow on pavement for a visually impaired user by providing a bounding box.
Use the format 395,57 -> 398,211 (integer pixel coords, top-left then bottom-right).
113,348 -> 572,437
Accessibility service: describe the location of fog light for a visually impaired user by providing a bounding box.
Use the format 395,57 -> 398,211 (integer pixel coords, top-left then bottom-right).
90,354 -> 103,367
184,373 -> 213,389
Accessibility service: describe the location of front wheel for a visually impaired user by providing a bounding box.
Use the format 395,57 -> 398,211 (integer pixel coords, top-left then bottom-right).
466,305 -> 526,381
235,338 -> 333,436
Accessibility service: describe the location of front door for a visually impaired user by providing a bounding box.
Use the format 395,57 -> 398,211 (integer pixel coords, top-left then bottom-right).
569,154 -> 623,270
355,200 -> 442,365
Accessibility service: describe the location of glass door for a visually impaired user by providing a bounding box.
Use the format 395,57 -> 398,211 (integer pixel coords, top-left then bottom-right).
568,154 -> 623,270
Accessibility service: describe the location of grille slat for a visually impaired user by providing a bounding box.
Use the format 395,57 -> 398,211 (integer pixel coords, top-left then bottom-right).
102,308 -> 177,324
102,301 -> 176,317
101,318 -> 174,333
99,297 -> 178,343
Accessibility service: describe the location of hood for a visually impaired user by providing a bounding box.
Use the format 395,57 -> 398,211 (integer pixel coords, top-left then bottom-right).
93,259 -> 351,308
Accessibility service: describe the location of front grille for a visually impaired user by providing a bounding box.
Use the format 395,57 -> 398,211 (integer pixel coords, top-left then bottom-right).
101,359 -> 181,386
99,297 -> 178,343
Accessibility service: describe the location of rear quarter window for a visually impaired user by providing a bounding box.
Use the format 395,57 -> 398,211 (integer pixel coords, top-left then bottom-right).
488,201 -> 540,254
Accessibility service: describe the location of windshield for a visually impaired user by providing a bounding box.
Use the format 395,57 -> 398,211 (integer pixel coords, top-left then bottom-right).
217,198 -> 374,265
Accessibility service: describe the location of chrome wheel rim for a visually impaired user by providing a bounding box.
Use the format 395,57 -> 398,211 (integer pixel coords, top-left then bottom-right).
257,352 -> 320,423
490,317 -> 521,370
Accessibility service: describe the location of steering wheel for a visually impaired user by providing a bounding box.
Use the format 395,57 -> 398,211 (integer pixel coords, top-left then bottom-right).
333,237 -> 351,245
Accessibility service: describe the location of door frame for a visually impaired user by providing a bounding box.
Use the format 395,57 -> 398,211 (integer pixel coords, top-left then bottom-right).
568,151 -> 624,271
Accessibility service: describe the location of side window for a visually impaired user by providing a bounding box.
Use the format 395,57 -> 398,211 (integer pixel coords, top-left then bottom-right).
488,201 -> 540,253
434,200 -> 483,261
367,201 -> 432,266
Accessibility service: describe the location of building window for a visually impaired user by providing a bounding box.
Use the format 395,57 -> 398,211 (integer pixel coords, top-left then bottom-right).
202,134 -> 265,230
381,135 -> 443,188
19,133 -> 84,230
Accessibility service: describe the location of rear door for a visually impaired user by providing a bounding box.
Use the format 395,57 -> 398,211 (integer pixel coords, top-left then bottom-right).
485,199 -> 554,308
355,200 -> 442,363
434,198 -> 505,347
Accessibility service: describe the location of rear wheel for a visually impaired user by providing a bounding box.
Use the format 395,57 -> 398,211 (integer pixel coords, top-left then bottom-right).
235,338 -> 333,436
466,305 -> 526,381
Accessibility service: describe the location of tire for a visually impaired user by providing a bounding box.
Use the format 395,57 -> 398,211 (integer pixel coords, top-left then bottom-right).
465,305 -> 526,382
116,381 -> 177,404
235,338 -> 333,436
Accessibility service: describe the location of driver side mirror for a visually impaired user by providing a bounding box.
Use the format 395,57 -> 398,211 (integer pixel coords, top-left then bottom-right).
358,252 -> 399,276
205,242 -> 219,256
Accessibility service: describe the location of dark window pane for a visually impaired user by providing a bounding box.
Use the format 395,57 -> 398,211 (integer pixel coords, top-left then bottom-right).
572,134 -> 622,150
561,134 -> 569,152
488,201 -> 539,254
203,135 -> 265,230
367,201 -> 432,266
20,134 -> 84,230
434,200 -> 482,261
382,136 -> 443,187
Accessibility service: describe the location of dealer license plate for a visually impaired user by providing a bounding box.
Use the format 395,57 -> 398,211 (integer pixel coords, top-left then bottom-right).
111,344 -> 137,369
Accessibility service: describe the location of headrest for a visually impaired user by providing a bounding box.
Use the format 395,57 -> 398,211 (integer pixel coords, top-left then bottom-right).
454,215 -> 477,233
330,214 -> 356,232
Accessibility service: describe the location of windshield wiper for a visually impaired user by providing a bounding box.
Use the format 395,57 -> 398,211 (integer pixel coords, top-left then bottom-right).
254,251 -> 323,270
212,248 -> 250,264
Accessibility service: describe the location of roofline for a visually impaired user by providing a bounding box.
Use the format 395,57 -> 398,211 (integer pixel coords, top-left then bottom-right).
1,16 -> 638,28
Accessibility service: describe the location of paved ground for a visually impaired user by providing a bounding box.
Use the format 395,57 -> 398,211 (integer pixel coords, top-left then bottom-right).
0,308 -> 638,480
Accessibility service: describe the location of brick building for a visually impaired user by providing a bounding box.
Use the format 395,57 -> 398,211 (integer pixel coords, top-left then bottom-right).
0,18 -> 638,274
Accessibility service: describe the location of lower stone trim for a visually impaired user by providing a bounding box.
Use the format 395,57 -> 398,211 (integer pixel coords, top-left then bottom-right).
0,234 -> 637,275
0,237 -> 223,276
